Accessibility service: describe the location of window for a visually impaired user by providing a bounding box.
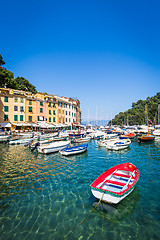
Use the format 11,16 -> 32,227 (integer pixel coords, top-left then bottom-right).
69,118 -> 70,122
69,111 -> 70,116
74,113 -> 75,117
14,106 -> 18,111
53,110 -> 55,115
28,107 -> 32,112
14,115 -> 18,121
14,97 -> 18,102
4,97 -> 8,102
72,113 -> 73,117
4,106 -> 9,112
40,108 -> 43,113
20,106 -> 24,112
59,117 -> 61,123
59,109 -> 61,114
69,104 -> 71,109
29,116 -> 32,122
20,115 -> 23,121
40,101 -> 43,106
53,103 -> 55,108
29,100 -> 32,105
48,102 -> 51,107
66,118 -> 67,122
49,117 -> 51,122
20,98 -> 24,103
63,110 -> 64,114
4,115 -> 8,121
38,116 -> 40,121
49,110 -> 51,115
66,111 -> 67,115
53,117 -> 55,122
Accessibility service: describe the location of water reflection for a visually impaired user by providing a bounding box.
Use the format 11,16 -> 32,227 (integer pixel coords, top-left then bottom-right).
92,187 -> 140,223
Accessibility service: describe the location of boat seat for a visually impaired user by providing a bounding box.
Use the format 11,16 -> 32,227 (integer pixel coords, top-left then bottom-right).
100,182 -> 123,193
113,172 -> 135,179
104,180 -> 126,186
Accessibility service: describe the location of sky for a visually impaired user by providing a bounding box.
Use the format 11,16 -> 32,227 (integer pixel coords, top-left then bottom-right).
1,0 -> 160,122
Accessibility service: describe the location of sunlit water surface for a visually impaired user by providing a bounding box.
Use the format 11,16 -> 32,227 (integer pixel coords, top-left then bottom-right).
0,139 -> 160,240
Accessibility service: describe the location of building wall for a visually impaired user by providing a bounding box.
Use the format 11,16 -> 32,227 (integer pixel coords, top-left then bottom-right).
0,88 -> 81,127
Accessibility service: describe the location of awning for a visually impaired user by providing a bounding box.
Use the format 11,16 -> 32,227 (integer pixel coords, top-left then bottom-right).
0,122 -> 11,128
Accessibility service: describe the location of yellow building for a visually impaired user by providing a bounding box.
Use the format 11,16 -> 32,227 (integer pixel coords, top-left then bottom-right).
25,92 -> 36,123
44,94 -> 57,124
0,88 -> 26,130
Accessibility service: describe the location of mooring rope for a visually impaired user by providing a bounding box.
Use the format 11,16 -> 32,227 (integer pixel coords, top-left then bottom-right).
63,192 -> 104,240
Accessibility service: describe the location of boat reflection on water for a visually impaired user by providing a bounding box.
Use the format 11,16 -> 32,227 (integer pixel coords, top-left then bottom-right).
91,187 -> 140,223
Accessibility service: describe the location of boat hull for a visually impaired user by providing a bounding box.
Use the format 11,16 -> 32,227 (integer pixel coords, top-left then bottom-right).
38,141 -> 70,154
91,187 -> 135,204
60,144 -> 88,156
138,135 -> 155,143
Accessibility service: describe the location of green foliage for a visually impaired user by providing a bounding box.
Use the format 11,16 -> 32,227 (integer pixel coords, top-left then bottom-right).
109,93 -> 160,125
14,77 -> 36,93
0,55 -> 5,66
0,68 -> 16,88
0,54 -> 37,94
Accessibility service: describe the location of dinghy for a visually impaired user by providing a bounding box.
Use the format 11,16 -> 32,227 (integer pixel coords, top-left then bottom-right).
91,162 -> 139,204
37,140 -> 70,154
59,144 -> 88,156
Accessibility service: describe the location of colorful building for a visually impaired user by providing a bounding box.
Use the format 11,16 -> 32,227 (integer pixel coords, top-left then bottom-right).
0,87 -> 81,130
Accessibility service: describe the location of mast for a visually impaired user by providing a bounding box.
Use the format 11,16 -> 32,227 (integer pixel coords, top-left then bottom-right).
145,105 -> 149,134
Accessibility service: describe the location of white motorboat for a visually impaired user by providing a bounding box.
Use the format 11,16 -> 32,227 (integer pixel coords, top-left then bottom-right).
74,136 -> 91,143
106,139 -> 131,151
37,140 -> 70,154
0,135 -> 10,142
9,138 -> 33,145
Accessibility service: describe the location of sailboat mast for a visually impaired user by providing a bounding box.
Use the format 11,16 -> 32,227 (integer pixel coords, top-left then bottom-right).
145,105 -> 149,134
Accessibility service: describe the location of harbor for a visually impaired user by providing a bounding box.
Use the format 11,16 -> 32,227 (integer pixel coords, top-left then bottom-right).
0,129 -> 160,239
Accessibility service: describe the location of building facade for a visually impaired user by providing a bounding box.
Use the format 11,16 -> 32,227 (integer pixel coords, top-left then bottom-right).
0,88 -> 81,130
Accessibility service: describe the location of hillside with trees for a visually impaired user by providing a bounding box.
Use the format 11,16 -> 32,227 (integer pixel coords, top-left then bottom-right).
109,93 -> 160,126
0,54 -> 37,93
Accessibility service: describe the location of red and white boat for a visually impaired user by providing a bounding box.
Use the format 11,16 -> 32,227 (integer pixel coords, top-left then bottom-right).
120,133 -> 136,139
90,162 -> 139,204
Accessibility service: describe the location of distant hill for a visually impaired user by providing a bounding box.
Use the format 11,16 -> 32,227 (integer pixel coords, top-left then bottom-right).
109,93 -> 160,126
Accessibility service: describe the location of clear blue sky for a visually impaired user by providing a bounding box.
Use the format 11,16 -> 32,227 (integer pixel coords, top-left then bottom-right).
1,0 -> 160,122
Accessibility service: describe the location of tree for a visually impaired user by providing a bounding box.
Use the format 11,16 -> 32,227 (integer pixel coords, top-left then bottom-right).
0,54 -> 5,66
14,77 -> 37,93
0,68 -> 16,88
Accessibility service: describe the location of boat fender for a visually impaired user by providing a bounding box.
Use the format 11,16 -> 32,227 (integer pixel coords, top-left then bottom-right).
128,164 -> 133,169
42,148 -> 44,154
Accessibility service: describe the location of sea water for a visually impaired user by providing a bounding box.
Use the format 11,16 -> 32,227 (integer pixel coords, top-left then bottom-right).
0,138 -> 160,240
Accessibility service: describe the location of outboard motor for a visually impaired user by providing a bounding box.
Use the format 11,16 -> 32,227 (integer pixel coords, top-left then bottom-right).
31,142 -> 40,151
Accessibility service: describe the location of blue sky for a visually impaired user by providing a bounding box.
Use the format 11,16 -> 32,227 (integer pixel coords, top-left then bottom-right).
1,0 -> 160,122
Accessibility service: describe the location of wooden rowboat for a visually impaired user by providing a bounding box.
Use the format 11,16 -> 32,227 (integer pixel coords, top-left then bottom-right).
90,162 -> 139,204
138,134 -> 155,143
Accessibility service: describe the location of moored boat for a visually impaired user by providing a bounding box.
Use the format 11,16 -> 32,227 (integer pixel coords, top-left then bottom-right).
59,144 -> 88,156
106,139 -> 131,150
119,133 -> 136,139
37,140 -> 70,154
138,134 -> 155,143
74,136 -> 91,143
9,138 -> 33,145
90,162 -> 139,204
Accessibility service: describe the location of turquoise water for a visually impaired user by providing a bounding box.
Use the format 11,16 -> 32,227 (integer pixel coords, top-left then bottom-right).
0,138 -> 160,240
